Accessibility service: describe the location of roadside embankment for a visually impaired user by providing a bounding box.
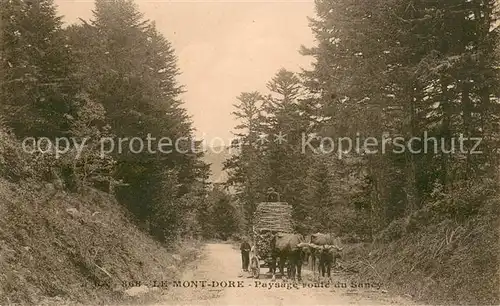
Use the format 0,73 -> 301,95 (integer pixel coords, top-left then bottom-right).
341,199 -> 499,305
0,177 -> 201,305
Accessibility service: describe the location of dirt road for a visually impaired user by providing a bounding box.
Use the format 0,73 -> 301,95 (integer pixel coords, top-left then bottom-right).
157,243 -> 416,306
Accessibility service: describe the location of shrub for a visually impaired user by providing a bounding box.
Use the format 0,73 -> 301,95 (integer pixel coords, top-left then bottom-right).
0,128 -> 32,181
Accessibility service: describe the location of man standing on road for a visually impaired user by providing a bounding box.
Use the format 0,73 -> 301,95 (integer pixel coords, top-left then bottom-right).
240,237 -> 251,272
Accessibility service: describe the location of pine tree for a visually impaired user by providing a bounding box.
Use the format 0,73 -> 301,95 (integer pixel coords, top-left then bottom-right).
301,0 -> 499,231
209,185 -> 239,240
0,0 -> 78,138
66,0 -> 210,241
224,92 -> 266,229
259,69 -> 313,231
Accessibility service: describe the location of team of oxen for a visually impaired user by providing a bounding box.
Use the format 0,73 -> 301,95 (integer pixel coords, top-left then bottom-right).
268,232 -> 343,281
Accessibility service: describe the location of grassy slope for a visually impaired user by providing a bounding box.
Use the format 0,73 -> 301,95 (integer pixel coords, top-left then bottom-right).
0,178 -> 199,305
343,201 -> 499,305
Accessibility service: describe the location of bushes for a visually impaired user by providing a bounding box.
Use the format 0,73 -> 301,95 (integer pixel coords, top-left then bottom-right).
0,179 -> 202,305
0,122 -> 115,193
0,129 -> 32,181
428,179 -> 497,222
195,186 -> 242,240
317,205 -> 373,242
375,178 -> 498,244
345,181 -> 500,305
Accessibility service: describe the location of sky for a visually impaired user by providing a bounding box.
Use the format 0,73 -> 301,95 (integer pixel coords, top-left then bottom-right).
53,0 -> 317,145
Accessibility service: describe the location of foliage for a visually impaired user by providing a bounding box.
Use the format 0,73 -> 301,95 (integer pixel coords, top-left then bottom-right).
224,0 -> 499,303
0,0 -> 78,138
0,0 -> 210,245
0,177 -> 202,305
63,0 -> 210,242
199,185 -> 240,240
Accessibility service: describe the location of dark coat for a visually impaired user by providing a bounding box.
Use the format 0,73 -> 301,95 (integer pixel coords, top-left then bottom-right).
240,242 -> 251,253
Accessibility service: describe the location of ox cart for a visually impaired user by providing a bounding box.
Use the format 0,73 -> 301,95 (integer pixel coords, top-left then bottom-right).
249,200 -> 293,279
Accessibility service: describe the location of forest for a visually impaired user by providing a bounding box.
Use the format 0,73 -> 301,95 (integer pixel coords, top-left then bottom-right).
223,0 -> 500,303
0,0 -> 499,304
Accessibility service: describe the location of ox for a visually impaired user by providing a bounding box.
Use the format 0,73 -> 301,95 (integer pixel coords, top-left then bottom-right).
303,233 -> 343,278
317,245 -> 342,277
269,233 -> 307,281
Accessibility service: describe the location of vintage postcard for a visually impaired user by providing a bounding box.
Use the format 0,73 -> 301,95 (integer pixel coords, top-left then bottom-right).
1,0 -> 498,305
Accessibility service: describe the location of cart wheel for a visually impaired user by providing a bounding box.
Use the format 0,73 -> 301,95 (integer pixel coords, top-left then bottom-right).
251,257 -> 260,279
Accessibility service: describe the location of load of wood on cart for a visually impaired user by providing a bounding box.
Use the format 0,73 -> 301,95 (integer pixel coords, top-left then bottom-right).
254,201 -> 293,232
253,202 -> 293,259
